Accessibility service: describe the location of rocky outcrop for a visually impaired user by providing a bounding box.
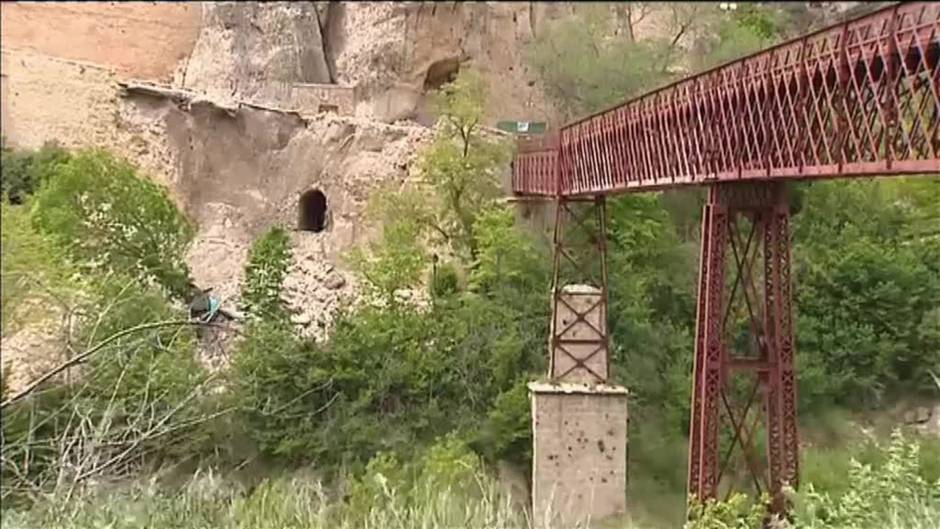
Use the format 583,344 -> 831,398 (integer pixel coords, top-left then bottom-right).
2,1 -> 562,367
181,2 -> 332,104
330,2 -> 561,125
119,90 -> 434,348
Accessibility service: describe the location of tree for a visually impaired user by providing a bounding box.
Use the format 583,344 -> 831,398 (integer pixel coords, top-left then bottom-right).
417,69 -> 511,261
29,150 -> 194,299
469,206 -> 550,297
0,202 -> 82,336
526,9 -> 674,118
349,69 -> 511,300
794,179 -> 940,409
346,185 -> 429,305
526,2 -> 790,117
0,140 -> 70,205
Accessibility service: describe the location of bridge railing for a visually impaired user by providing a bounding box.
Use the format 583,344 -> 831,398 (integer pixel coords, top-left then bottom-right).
513,2 -> 940,197
512,132 -> 560,196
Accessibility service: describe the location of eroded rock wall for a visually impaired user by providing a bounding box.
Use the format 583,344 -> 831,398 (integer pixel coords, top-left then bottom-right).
331,2 -> 561,124
180,2 -> 332,104
0,2 -> 201,81
0,1 -> 565,357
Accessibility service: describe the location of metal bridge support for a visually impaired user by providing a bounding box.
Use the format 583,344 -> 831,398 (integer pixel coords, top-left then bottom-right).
549,195 -> 611,383
688,182 -> 798,513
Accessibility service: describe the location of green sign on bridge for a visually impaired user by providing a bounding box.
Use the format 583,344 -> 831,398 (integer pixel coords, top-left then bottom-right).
496,121 -> 547,135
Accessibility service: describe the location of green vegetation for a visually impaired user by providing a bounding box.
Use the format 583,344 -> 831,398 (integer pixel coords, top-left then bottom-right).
1,139 -> 70,205
240,226 -> 293,322
3,433 -> 938,529
1,149 -> 208,510
795,179 -> 940,410
30,150 -> 195,299
2,3 -> 939,528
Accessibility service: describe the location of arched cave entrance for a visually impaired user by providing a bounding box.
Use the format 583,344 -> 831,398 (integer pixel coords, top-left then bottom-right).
298,189 -> 328,232
423,57 -> 461,91
416,57 -> 462,127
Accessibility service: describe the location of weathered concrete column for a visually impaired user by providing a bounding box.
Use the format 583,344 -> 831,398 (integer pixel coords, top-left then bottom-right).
530,382 -> 629,527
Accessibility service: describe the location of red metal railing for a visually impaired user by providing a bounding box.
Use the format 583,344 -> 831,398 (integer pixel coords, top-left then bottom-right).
512,2 -> 940,197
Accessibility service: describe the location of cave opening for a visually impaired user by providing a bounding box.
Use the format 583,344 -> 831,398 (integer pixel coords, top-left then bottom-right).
298,189 -> 328,232
423,57 -> 461,91
416,58 -> 462,126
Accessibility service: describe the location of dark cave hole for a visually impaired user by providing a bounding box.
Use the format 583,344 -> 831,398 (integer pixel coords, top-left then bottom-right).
298,189 -> 328,232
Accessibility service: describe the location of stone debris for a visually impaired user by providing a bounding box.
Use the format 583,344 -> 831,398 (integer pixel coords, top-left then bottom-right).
282,230 -> 359,344
324,273 -> 346,290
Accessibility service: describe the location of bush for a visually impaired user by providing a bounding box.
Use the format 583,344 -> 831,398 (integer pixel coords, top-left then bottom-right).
347,216 -> 428,304
794,180 -> 940,409
1,275 -> 209,507
0,141 -> 70,204
685,492 -> 771,529
232,289 -> 545,473
793,430 -> 940,529
30,150 -> 194,299
230,320 -> 320,459
0,201 -> 82,335
430,261 -> 461,299
240,226 -> 293,322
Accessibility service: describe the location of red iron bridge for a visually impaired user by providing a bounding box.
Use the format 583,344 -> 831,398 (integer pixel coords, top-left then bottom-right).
511,2 -> 939,512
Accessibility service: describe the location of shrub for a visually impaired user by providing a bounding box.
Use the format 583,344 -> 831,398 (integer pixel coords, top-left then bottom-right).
430,260 -> 461,299
794,180 -> 940,409
0,201 -> 82,335
230,320 -> 320,459
685,492 -> 771,529
1,275 -> 209,507
231,289 -> 545,474
0,141 -> 70,204
792,429 -> 940,529
240,226 -> 293,322
469,206 -> 550,298
30,150 -> 194,299
347,216 -> 428,304
474,380 -> 533,467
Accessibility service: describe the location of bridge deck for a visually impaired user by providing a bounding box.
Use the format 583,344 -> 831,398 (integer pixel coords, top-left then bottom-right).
512,2 -> 940,197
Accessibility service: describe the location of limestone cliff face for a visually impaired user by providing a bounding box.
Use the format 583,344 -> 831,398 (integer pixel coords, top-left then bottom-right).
169,2 -> 564,126
0,2 -> 600,358
180,2 -> 332,104
328,2 -> 563,125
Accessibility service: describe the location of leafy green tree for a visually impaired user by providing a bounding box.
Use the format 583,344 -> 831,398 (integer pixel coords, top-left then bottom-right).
469,206 -> 550,297
794,179 -> 940,409
347,203 -> 428,305
526,3 -> 789,117
526,9 -> 673,117
417,69 -> 511,261
349,69 -> 511,300
29,150 -> 194,299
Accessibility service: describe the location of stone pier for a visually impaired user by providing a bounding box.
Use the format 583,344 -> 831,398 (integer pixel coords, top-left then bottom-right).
530,382 -> 629,527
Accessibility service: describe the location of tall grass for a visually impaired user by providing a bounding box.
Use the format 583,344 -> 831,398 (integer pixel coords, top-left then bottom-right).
3,432 -> 938,529
0,470 -> 531,529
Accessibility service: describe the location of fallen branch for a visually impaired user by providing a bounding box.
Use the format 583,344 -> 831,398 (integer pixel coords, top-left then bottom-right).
1,320 -> 231,410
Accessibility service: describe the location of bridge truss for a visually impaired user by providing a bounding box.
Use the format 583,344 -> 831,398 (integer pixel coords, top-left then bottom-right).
511,2 -> 939,512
